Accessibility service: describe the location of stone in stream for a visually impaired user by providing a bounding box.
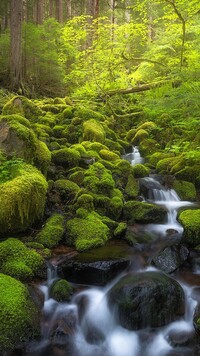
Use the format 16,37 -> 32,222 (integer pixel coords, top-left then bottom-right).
57,242 -> 131,286
152,244 -> 189,273
108,271 -> 185,330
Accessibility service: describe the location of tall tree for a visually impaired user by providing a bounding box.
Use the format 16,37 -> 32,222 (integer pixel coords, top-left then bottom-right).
10,0 -> 23,90
56,0 -> 63,23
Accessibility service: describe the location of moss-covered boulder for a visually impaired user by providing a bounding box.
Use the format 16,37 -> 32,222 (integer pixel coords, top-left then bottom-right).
83,162 -> 115,196
0,273 -> 40,352
123,201 -> 167,223
54,179 -> 80,202
34,140 -> 51,175
83,119 -> 105,143
179,209 -> 200,247
52,147 -> 81,168
131,129 -> 149,145
173,180 -> 196,201
2,95 -> 42,122
99,149 -> 120,162
36,214 -> 65,248
108,196 -> 123,220
49,279 -> 72,302
0,238 -> 44,282
124,174 -> 139,199
66,212 -> 110,251
0,163 -> 48,235
75,193 -> 94,212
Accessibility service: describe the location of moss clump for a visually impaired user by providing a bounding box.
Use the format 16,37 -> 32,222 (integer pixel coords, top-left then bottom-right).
54,179 -> 80,201
74,106 -> 105,121
92,194 -> 111,215
108,196 -> 123,220
0,164 -> 48,235
0,273 -> 39,352
126,128 -> 137,142
34,140 -> 51,175
114,222 -> 127,238
84,162 -> 115,196
0,115 -> 39,162
49,279 -> 72,302
179,209 -> 200,247
66,212 -> 109,251
148,152 -> 173,168
99,149 -> 120,162
173,180 -> 196,201
125,174 -> 139,199
2,95 -> 42,122
83,119 -> 105,143
132,164 -> 150,178
131,129 -> 149,145
123,201 -> 166,223
76,194 -> 94,212
139,138 -> 160,157
104,139 -> 123,154
52,125 -> 65,138
36,214 -> 65,248
69,170 -> 85,186
52,147 -> 81,168
71,143 -> 87,156
0,238 -> 43,282
63,106 -> 73,120
83,141 -> 108,152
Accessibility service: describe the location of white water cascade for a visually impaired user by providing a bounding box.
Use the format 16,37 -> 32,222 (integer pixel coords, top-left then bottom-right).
27,147 -> 200,356
122,146 -> 144,166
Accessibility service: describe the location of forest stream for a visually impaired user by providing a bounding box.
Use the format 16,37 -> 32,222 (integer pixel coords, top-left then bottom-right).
24,148 -> 200,356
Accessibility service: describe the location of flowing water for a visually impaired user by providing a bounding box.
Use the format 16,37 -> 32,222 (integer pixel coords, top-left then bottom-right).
27,148 -> 200,356
122,146 -> 144,166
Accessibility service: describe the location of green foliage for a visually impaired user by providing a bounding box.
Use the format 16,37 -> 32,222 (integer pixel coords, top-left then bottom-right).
0,273 -> 39,352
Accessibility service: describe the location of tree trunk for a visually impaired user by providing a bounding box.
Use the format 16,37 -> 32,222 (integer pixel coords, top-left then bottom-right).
55,0 -> 63,23
10,0 -> 23,90
49,0 -> 54,17
37,0 -> 44,24
66,0 -> 72,19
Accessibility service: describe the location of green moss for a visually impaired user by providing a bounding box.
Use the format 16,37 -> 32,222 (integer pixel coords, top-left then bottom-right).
40,104 -> 66,114
52,147 -> 81,167
114,222 -> 127,238
52,125 -> 65,138
104,138 -> 123,153
54,179 -> 80,201
74,106 -> 105,121
63,106 -> 73,120
123,200 -> 166,223
131,129 -> 149,145
92,194 -> 111,215
71,143 -> 87,156
126,128 -> 137,142
178,209 -> 200,247
148,152 -> 173,167
132,164 -> 150,178
0,115 -> 39,162
137,121 -> 157,131
66,212 -> 109,251
173,180 -> 196,201
83,119 -> 105,143
36,213 -> 65,248
76,193 -> 94,211
108,196 -> 123,220
84,141 -> 108,152
34,140 -> 51,175
0,164 -> 48,235
83,162 -> 115,196
54,97 -> 66,105
0,273 -> 39,352
33,123 -> 52,136
69,170 -> 85,186
99,149 -> 120,161
49,141 -> 60,151
49,279 -> 72,302
0,238 -> 43,282
139,138 -> 160,157
125,174 -> 139,199
2,95 -> 42,122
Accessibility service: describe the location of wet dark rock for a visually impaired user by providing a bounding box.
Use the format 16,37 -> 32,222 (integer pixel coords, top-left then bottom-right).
108,271 -> 185,330
152,244 -> 189,273
57,258 -> 130,286
166,328 -> 195,347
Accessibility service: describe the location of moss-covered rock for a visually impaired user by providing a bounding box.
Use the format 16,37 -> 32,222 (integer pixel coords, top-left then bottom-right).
54,179 -> 80,201
132,164 -> 150,178
66,212 -> 110,251
123,201 -> 166,223
63,105 -> 73,120
131,129 -> 149,145
0,238 -> 44,282
84,162 -> 115,196
52,147 -> 81,168
139,138 -> 160,157
75,193 -> 94,212
124,174 -> 139,199
114,222 -> 127,238
34,140 -> 51,175
49,279 -> 72,302
0,273 -> 39,352
74,106 -> 105,121
173,180 -> 196,201
83,119 -> 105,143
0,163 -> 48,235
108,196 -> 123,220
36,213 -> 65,248
2,95 -> 42,122
179,209 -> 200,247
99,149 -> 120,162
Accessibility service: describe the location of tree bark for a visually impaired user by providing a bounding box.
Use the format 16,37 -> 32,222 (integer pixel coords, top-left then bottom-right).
56,0 -> 63,23
66,0 -> 72,19
49,0 -> 54,17
10,0 -> 23,90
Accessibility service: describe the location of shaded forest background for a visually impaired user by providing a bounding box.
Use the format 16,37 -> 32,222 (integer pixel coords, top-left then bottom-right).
0,0 -> 199,98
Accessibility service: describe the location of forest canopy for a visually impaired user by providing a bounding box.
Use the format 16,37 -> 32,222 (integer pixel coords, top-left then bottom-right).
0,0 -> 199,97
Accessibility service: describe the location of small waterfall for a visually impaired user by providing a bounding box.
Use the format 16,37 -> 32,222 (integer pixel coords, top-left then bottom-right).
140,176 -> 194,237
123,146 -> 144,166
